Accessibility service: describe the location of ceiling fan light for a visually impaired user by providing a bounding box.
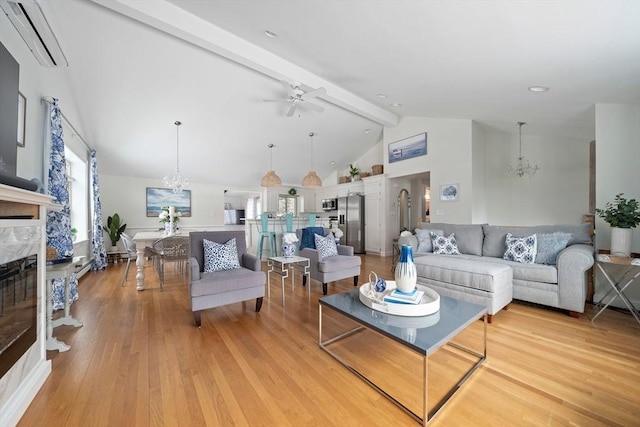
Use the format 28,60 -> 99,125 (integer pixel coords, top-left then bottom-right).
302,171 -> 322,187
261,170 -> 282,187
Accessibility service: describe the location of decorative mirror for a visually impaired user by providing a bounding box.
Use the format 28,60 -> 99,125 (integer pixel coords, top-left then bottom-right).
398,188 -> 411,232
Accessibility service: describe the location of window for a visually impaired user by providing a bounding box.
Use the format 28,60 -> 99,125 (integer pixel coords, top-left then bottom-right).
64,148 -> 88,242
278,195 -> 298,216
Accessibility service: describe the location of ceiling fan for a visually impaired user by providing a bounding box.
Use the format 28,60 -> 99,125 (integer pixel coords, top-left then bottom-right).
263,81 -> 327,117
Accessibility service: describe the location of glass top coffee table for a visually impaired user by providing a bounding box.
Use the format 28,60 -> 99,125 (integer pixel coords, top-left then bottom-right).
319,288 -> 487,425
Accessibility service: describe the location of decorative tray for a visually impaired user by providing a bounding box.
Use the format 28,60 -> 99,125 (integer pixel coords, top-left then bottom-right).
359,281 -> 440,317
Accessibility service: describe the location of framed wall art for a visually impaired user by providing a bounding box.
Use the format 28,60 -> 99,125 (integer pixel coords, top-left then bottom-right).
440,183 -> 459,201
388,132 -> 427,163
17,92 -> 25,147
146,187 -> 192,217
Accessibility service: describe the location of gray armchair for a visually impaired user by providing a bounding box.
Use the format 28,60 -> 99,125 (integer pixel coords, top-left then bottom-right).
297,228 -> 361,295
188,231 -> 265,327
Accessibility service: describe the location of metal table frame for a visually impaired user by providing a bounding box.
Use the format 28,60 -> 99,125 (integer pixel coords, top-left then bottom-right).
319,292 -> 486,426
266,256 -> 310,306
592,258 -> 640,325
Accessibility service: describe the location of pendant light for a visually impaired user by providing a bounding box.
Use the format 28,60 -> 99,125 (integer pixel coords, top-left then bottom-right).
302,132 -> 322,187
507,122 -> 539,178
163,120 -> 189,194
260,144 -> 282,187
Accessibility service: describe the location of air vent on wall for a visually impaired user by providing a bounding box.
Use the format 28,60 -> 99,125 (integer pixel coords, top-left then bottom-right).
0,0 -> 67,67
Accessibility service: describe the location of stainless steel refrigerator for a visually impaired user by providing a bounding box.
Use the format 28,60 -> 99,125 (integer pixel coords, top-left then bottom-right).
337,195 -> 365,253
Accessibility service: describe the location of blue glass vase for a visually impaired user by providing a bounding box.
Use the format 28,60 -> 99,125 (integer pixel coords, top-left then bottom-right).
394,244 -> 417,293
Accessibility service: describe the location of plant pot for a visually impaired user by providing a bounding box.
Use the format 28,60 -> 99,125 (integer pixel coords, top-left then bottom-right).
610,227 -> 633,257
164,222 -> 177,235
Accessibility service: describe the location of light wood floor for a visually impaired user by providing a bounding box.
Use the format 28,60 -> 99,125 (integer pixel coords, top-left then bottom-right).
18,255 -> 640,426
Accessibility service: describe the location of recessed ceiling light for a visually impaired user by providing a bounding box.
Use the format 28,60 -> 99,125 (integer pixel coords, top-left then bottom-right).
330,160 -> 336,165
376,93 -> 387,98
391,102 -> 402,107
363,129 -> 370,134
528,86 -> 549,93
264,30 -> 278,38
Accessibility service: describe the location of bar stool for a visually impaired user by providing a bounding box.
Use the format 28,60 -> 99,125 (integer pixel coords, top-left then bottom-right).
283,213 -> 294,234
256,213 -> 277,259
308,213 -> 316,227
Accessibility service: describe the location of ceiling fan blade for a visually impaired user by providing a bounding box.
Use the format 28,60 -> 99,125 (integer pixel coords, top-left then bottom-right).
303,87 -> 327,100
286,103 -> 299,117
304,102 -> 324,113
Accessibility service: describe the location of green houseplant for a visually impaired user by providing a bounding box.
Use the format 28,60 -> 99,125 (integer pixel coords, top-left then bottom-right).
595,193 -> 640,257
349,164 -> 360,181
102,213 -> 127,247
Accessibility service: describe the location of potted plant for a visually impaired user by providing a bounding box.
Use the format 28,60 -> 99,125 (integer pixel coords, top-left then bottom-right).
349,164 -> 360,181
159,206 -> 181,235
70,227 -> 78,242
595,193 -> 640,257
103,213 -> 127,250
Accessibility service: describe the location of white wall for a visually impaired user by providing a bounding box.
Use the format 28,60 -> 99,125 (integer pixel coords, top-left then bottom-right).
471,122 -> 488,224
384,116 -> 474,224
594,104 -> 640,254
483,129 -> 591,225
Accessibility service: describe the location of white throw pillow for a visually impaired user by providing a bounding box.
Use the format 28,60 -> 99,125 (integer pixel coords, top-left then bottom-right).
503,233 -> 537,264
431,232 -> 461,255
204,238 -> 241,272
314,233 -> 338,259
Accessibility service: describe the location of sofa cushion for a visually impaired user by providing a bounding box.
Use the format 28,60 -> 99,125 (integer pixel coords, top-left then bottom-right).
318,254 -> 361,273
414,255 -> 512,293
300,227 -> 325,250
503,233 -> 537,264
432,233 -> 461,255
535,232 -> 571,265
419,223 -> 484,256
415,228 -> 442,253
315,233 -> 338,259
191,267 -> 264,297
483,224 -> 591,257
478,257 -> 558,284
203,238 -> 240,272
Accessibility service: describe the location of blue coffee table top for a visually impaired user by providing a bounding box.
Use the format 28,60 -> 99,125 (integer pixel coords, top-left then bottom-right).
320,289 -> 486,355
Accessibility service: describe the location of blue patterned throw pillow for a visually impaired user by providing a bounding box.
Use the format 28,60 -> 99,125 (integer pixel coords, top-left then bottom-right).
431,232 -> 461,255
203,238 -> 241,272
314,233 -> 338,259
503,233 -> 537,264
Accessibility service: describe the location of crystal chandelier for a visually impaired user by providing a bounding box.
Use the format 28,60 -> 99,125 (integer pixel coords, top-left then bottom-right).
260,144 -> 282,187
163,121 -> 189,194
507,122 -> 539,178
302,132 -> 322,187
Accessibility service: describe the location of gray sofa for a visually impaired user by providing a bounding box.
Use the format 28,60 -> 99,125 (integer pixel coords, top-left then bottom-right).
189,231 -> 265,327
399,223 -> 594,319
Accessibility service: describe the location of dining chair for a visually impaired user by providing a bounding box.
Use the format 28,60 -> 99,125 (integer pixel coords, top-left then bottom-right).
151,235 -> 190,291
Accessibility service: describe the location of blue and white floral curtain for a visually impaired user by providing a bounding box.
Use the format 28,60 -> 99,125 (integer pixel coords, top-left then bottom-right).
46,98 -> 78,310
90,150 -> 107,270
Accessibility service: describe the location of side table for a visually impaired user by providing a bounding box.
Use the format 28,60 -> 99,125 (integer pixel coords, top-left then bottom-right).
592,255 -> 640,325
267,256 -> 310,306
46,257 -> 85,352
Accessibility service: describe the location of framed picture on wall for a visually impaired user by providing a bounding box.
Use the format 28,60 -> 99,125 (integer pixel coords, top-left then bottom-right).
17,92 -> 26,147
388,132 -> 427,163
146,187 -> 192,217
440,183 -> 459,201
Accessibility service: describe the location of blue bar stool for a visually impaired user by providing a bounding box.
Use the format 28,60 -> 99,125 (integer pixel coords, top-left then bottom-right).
256,213 -> 277,259
308,213 -> 316,227
284,213 -> 294,233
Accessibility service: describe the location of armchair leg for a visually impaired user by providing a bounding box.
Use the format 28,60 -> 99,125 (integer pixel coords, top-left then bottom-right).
255,297 -> 263,312
322,283 -> 328,295
193,311 -> 202,328
302,275 -> 307,287
353,275 -> 359,287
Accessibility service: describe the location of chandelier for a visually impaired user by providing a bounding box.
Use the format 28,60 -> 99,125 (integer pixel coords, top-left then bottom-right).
163,121 -> 189,194
507,122 -> 539,178
260,144 -> 282,187
302,132 -> 322,187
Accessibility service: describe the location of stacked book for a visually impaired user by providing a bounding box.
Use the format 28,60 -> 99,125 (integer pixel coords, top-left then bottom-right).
383,288 -> 424,305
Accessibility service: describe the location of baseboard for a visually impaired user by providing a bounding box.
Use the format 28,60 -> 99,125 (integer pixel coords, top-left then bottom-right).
0,359 -> 51,427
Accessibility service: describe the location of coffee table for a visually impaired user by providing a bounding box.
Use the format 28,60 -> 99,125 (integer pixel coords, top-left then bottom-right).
319,289 -> 487,425
267,256 -> 310,306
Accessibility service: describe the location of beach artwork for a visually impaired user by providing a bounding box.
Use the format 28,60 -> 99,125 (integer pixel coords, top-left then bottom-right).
388,133 -> 427,163
146,187 -> 192,216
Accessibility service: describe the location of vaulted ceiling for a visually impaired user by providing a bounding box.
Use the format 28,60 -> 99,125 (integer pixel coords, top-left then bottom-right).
38,0 -> 640,189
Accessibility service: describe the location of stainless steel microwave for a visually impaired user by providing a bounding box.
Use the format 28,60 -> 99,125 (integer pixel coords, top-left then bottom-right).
322,198 -> 338,211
